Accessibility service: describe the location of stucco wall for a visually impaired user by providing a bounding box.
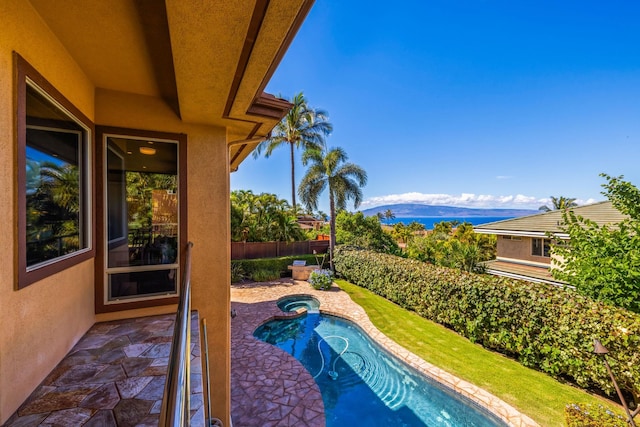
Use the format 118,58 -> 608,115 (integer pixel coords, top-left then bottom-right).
96,89 -> 231,424
0,1 -> 96,423
2,2 -> 234,422
497,236 -> 551,265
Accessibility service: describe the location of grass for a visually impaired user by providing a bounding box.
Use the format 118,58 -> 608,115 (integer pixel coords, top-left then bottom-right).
335,279 -> 622,427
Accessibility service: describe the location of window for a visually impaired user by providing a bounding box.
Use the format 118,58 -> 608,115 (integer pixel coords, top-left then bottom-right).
16,54 -> 94,289
96,126 -> 186,313
502,235 -> 522,241
532,238 -> 551,257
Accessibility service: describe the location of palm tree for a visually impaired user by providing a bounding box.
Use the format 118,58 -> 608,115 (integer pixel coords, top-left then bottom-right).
539,196 -> 578,212
384,209 -> 395,224
299,147 -> 367,270
253,92 -> 332,211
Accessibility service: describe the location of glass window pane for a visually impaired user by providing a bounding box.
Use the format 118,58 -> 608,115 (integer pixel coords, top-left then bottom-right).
531,238 -> 542,256
105,135 -> 179,303
108,269 -> 177,300
25,85 -> 86,267
106,138 -> 178,269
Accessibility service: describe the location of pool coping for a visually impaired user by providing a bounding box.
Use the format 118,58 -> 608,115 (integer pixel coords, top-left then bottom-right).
231,279 -> 540,427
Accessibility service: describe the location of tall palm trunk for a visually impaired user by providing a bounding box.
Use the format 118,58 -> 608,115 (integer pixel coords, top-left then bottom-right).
290,142 -> 296,211
329,190 -> 336,271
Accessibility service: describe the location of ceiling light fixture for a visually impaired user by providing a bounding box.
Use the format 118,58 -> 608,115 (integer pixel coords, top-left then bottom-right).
139,147 -> 156,155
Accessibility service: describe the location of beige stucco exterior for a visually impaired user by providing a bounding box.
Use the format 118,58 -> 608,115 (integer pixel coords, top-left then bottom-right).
95,89 -> 233,420
496,236 -> 551,266
0,0 -> 312,423
0,2 -> 97,421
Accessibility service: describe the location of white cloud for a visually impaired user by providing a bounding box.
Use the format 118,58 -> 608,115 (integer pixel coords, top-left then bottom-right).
360,192 -> 600,210
496,175 -> 513,180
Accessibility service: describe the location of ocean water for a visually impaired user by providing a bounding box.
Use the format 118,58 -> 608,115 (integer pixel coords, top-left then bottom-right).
383,216 -> 512,230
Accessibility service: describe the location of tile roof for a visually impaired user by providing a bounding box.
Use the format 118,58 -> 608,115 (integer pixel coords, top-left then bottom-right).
474,201 -> 627,236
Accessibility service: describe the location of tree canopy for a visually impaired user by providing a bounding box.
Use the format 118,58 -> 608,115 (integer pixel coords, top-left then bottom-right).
298,146 -> 367,269
552,174 -> 640,313
406,221 -> 496,272
252,92 -> 332,210
230,190 -> 307,242
539,196 -> 578,212
333,211 -> 400,255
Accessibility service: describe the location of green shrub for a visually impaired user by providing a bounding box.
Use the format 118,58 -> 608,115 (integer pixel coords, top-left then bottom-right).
230,262 -> 245,283
333,247 -> 640,398
233,255 -> 318,279
565,403 -> 627,426
309,269 -> 333,290
250,269 -> 281,282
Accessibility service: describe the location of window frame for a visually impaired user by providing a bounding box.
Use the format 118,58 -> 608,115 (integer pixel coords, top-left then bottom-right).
531,238 -> 551,258
16,53 -> 95,289
95,126 -> 187,313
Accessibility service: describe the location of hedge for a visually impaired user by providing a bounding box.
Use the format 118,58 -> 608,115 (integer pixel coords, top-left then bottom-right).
564,403 -> 627,426
232,254 -> 319,281
333,247 -> 640,398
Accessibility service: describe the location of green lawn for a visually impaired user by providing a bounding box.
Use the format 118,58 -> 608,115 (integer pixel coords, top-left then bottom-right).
335,279 -> 621,427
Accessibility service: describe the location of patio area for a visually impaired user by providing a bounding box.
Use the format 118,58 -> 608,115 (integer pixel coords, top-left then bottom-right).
3,313 -> 204,427
231,279 -> 539,427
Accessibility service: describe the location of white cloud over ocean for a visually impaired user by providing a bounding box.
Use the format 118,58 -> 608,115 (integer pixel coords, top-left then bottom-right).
360,192 -> 598,210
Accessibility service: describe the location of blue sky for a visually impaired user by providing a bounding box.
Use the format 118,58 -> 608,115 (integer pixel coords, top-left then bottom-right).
231,1 -> 640,214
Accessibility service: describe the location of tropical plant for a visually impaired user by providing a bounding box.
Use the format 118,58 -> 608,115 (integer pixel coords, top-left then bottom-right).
384,209 -> 395,224
405,221 -> 496,272
333,210 -> 400,254
552,174 -> 640,313
26,161 -> 81,263
230,190 -> 306,242
539,196 -> 578,212
126,171 -> 177,231
391,221 -> 424,246
230,262 -> 245,283
252,92 -> 332,210
298,146 -> 367,270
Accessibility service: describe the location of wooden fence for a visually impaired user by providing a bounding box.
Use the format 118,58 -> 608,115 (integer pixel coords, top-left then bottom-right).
231,240 -> 329,260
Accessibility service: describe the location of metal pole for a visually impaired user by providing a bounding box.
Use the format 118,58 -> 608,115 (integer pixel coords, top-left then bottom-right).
595,339 -> 637,427
202,318 -> 212,426
602,357 -> 637,427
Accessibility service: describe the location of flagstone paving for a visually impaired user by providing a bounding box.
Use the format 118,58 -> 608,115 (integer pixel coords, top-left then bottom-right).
231,279 -> 540,427
3,313 -> 204,427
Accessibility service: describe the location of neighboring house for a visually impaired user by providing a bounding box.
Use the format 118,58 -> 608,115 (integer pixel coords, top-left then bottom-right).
474,201 -> 627,286
0,1 -> 313,424
297,214 -> 326,231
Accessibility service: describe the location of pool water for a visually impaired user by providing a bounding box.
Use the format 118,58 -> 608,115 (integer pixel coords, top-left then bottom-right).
277,295 -> 320,313
254,313 -> 507,427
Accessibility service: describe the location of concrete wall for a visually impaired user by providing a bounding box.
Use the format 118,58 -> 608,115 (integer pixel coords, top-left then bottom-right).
0,1 -> 96,422
95,89 -> 232,424
497,236 -> 551,266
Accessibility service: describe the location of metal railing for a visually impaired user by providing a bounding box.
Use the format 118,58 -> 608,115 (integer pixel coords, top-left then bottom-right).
160,241 -> 194,427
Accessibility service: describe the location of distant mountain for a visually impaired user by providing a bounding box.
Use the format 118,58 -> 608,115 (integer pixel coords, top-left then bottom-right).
360,204 -> 537,218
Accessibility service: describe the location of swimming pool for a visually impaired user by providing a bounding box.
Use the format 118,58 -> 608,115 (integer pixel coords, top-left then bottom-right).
254,311 -> 507,427
277,294 -> 320,313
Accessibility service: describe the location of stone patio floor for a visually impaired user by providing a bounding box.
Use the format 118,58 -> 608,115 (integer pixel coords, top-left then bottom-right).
231,279 -> 540,427
3,312 -> 204,427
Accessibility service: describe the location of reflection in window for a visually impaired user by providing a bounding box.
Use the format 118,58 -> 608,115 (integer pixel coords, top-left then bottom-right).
25,85 -> 86,268
106,137 -> 179,301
